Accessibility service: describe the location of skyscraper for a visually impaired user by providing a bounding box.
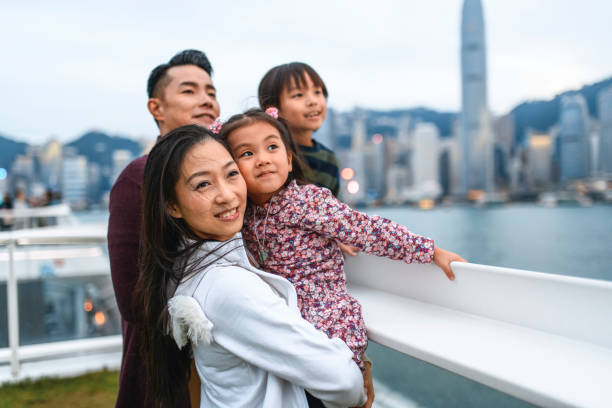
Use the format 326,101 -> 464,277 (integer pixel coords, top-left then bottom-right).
558,93 -> 590,182
598,85 -> 612,176
460,0 -> 493,193
412,123 -> 441,199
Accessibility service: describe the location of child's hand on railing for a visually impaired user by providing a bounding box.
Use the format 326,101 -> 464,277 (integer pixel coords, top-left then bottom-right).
433,246 -> 467,281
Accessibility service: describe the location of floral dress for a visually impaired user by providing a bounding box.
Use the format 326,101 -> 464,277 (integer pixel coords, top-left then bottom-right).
242,181 -> 434,369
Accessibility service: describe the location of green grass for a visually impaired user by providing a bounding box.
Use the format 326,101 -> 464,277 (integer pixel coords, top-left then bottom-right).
0,370 -> 118,408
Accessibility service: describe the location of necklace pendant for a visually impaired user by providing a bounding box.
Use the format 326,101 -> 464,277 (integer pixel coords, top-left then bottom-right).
259,249 -> 267,263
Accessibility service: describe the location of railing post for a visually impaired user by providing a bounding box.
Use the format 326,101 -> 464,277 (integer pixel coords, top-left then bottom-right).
7,240 -> 20,377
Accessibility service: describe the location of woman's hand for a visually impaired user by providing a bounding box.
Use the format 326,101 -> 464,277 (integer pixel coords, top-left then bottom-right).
433,246 -> 467,281
337,241 -> 360,257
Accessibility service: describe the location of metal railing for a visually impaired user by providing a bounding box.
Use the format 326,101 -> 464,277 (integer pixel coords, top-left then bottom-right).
0,222 -> 120,379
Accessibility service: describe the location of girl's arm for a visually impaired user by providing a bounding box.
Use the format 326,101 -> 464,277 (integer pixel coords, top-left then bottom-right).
295,185 -> 465,280
201,266 -> 367,408
296,185 -> 434,264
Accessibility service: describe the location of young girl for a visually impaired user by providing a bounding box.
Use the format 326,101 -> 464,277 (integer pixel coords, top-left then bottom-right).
219,109 -> 466,373
258,62 -> 340,197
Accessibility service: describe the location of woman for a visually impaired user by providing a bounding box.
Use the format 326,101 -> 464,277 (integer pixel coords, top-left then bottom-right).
136,124 -> 367,408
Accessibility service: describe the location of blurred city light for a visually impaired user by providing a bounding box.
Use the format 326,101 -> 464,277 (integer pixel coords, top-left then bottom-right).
83,300 -> 93,312
347,180 -> 360,194
94,311 -> 106,326
372,134 -> 383,144
0,168 -> 7,179
340,167 -> 355,180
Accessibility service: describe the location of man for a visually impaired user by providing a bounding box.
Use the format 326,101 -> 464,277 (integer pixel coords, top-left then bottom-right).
108,49 -> 220,407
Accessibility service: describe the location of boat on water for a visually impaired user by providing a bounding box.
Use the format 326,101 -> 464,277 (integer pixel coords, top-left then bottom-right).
537,191 -> 594,208
1,210 -> 611,407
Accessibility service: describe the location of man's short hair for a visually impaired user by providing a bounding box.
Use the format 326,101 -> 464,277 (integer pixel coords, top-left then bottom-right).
147,49 -> 214,99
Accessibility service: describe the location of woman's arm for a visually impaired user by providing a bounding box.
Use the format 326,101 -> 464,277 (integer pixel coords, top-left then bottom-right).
202,266 -> 367,408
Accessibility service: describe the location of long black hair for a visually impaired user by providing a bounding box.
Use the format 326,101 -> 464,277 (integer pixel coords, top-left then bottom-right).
135,124 -> 239,407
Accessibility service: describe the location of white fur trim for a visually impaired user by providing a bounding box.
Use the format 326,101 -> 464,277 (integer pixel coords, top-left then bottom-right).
168,295 -> 214,348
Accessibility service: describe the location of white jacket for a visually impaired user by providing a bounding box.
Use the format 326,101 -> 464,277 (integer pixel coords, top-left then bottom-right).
168,233 -> 366,408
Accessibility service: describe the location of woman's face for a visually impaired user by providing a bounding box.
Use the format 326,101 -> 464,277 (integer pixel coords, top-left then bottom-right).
168,139 -> 247,241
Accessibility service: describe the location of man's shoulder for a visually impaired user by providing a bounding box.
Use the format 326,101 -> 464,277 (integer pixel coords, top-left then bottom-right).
112,155 -> 148,187
122,155 -> 148,178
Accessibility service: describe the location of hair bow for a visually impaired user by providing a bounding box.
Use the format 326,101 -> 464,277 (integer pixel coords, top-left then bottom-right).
209,119 -> 223,134
265,107 -> 279,119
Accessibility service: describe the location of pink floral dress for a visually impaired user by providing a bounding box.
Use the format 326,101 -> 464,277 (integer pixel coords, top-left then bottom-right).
242,181 -> 434,369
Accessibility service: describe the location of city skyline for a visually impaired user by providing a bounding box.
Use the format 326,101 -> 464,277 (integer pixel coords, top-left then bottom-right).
1,1 -> 611,144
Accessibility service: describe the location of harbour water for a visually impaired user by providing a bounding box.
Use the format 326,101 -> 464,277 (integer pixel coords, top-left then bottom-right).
361,203 -> 612,407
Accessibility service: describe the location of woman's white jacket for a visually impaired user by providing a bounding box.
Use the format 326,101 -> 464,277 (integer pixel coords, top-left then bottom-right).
168,233 -> 366,408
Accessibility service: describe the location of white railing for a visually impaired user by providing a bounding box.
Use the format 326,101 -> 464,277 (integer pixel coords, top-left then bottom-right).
0,203 -> 75,230
0,222 -> 121,381
345,255 -> 612,408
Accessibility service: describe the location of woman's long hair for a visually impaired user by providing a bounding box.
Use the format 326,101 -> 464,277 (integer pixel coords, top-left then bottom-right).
135,124 -> 229,407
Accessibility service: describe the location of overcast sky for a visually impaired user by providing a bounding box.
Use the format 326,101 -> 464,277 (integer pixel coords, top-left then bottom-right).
1,0 -> 611,144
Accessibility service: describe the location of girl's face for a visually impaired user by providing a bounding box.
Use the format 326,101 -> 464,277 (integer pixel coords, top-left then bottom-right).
226,121 -> 293,205
278,73 -> 327,137
168,140 -> 247,241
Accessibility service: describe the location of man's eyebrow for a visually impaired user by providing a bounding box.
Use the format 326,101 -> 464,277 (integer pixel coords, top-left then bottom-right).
178,80 -> 198,88
186,161 -> 235,183
205,84 -> 216,92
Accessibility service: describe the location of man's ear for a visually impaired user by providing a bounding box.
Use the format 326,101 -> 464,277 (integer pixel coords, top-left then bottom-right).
147,98 -> 164,123
167,201 -> 182,219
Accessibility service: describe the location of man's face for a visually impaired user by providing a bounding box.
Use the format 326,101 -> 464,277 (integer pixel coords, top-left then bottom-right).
149,64 -> 220,136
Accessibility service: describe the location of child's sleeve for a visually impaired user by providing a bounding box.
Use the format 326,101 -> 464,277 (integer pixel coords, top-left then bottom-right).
296,185 -> 434,264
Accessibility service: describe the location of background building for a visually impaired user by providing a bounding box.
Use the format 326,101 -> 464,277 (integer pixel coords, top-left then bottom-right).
61,150 -> 88,209
411,123 -> 441,200
525,129 -> 553,191
460,0 -> 494,193
598,85 -> 612,177
558,93 -> 590,183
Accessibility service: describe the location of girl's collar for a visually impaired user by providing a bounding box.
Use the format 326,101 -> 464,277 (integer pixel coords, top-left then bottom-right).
248,180 -> 298,216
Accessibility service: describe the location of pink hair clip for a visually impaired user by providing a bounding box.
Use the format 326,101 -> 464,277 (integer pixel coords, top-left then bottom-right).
265,107 -> 279,119
209,119 -> 223,134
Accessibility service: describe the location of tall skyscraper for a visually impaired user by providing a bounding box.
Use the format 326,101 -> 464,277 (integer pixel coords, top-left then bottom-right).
598,85 -> 612,176
558,93 -> 590,182
460,0 -> 493,193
